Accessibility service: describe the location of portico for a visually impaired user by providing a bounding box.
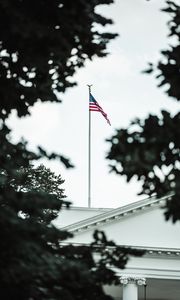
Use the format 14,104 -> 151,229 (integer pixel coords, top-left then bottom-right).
55,195 -> 180,299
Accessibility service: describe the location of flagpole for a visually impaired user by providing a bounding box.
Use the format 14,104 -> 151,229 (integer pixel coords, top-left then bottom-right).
87,84 -> 92,208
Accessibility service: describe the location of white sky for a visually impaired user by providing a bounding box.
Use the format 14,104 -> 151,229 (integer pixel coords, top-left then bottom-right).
8,0 -> 179,208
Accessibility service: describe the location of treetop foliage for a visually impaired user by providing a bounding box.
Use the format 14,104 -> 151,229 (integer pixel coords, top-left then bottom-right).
10,164 -> 66,196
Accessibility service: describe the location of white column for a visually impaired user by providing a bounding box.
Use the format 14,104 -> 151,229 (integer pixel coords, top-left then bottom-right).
120,276 -> 146,300
123,280 -> 137,300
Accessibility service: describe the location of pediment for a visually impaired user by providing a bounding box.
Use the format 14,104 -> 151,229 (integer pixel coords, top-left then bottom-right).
63,195 -> 180,250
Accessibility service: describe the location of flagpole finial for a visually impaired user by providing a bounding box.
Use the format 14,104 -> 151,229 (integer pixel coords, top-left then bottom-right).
87,84 -> 93,93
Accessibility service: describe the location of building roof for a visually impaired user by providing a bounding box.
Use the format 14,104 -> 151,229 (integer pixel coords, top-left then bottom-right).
62,194 -> 171,233
58,194 -> 180,251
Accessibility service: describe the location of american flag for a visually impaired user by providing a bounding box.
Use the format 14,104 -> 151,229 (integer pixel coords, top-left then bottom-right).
89,93 -> 111,126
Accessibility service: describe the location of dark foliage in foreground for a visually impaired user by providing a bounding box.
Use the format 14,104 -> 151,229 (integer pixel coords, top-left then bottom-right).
0,1 -> 143,299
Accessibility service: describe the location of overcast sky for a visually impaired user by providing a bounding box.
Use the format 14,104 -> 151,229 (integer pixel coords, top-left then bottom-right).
8,0 -> 179,208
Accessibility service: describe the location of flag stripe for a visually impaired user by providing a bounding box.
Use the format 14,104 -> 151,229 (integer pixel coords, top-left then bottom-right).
89,93 -> 111,126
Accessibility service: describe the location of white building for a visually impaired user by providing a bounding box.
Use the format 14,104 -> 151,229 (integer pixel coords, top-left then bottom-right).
55,195 -> 180,300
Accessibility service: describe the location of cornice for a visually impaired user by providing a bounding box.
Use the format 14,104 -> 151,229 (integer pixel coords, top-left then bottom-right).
60,242 -> 180,258
62,194 -> 172,234
128,245 -> 180,258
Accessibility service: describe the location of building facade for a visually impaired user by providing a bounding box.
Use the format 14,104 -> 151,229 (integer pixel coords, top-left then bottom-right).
54,195 -> 180,300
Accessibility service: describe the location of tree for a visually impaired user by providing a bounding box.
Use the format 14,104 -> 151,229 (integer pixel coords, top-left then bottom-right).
0,1 -> 143,299
8,164 -> 68,223
0,162 -> 143,300
9,164 -> 66,196
106,1 -> 180,222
